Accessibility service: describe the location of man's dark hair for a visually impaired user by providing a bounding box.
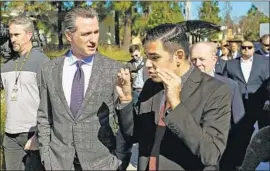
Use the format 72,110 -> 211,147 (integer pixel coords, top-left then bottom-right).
143,23 -> 189,59
260,34 -> 270,43
129,44 -> 140,53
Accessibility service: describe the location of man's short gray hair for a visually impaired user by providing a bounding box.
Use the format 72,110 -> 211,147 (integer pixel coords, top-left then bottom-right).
8,15 -> 35,33
63,7 -> 99,33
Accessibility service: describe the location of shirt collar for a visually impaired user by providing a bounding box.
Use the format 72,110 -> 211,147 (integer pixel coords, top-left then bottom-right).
241,56 -> 253,62
66,50 -> 94,66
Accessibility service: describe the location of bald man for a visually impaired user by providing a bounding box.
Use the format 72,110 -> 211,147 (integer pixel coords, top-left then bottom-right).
190,42 -> 245,125
190,42 -> 246,170
224,40 -> 270,169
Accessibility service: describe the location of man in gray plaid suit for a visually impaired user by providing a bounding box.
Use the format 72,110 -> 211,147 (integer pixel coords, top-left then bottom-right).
37,7 -> 131,170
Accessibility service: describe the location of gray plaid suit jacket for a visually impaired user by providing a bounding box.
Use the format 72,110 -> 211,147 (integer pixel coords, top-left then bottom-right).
37,52 -> 127,170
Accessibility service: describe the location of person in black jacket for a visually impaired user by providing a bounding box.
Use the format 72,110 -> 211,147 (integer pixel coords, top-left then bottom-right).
255,34 -> 269,57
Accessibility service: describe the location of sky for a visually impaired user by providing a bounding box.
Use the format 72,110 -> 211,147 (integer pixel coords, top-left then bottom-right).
191,1 -> 253,20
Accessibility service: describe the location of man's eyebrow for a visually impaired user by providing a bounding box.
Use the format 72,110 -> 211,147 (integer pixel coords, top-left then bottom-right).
146,52 -> 159,56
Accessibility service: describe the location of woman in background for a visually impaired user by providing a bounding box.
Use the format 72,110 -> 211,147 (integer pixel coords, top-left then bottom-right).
220,43 -> 233,60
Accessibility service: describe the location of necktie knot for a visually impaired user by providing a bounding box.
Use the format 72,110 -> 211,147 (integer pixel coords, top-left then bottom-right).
76,60 -> 84,68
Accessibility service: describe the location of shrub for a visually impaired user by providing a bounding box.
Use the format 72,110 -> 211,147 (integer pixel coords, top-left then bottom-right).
44,44 -> 131,62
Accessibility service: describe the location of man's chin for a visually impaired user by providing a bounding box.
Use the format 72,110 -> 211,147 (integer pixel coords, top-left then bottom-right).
151,77 -> 162,83
12,48 -> 19,52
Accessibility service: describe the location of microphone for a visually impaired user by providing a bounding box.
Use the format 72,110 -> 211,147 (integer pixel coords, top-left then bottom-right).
238,126 -> 270,170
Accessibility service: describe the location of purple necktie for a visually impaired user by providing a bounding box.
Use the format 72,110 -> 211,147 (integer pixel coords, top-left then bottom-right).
70,61 -> 84,118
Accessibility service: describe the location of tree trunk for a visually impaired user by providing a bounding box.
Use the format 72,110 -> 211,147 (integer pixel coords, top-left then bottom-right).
122,7 -> 132,52
58,2 -> 63,50
114,10 -> 120,47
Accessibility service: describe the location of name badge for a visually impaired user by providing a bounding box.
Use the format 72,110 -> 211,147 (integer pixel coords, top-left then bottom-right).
11,84 -> 19,101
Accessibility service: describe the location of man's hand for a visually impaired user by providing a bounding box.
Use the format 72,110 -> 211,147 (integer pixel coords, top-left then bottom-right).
116,68 -> 133,103
156,68 -> 181,109
24,134 -> 39,151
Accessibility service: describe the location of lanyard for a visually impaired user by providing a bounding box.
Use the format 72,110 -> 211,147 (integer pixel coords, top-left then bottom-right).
14,49 -> 32,85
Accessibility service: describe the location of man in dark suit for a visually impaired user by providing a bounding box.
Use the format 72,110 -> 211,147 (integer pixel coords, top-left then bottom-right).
225,40 -> 270,169
190,42 -> 246,171
215,58 -> 226,76
255,34 -> 269,57
37,7 -> 131,170
116,24 -> 232,170
230,42 -> 241,59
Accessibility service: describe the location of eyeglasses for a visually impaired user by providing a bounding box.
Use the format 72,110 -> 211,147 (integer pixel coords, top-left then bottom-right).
241,46 -> 253,50
263,43 -> 270,47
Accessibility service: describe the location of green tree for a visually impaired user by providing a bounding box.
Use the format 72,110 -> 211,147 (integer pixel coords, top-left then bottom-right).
147,2 -> 184,30
199,1 -> 221,24
239,4 -> 270,40
113,1 -> 135,51
199,1 -> 221,40
132,2 -> 184,40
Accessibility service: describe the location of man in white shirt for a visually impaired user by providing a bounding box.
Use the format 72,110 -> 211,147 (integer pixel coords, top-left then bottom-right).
37,7 -> 131,170
225,40 -> 269,169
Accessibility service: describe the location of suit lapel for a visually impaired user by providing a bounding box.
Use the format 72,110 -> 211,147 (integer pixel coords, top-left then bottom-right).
247,56 -> 259,84
181,68 -> 201,103
53,56 -> 75,120
76,53 -> 103,120
236,58 -> 246,83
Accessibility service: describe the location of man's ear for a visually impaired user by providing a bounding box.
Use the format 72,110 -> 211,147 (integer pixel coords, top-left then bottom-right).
173,49 -> 185,65
27,31 -> 33,41
65,31 -> 73,42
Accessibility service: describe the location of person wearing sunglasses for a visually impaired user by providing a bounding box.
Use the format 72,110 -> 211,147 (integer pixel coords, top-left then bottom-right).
126,44 -> 148,104
225,40 -> 270,170
255,34 -> 270,57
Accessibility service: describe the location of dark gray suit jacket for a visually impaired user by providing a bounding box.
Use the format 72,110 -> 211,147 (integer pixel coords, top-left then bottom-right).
226,55 -> 269,126
117,67 -> 232,170
215,74 -> 245,125
215,59 -> 226,76
37,53 -> 131,170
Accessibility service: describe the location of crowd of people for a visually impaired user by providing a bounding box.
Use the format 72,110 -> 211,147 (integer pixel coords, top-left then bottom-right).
0,6 -> 269,171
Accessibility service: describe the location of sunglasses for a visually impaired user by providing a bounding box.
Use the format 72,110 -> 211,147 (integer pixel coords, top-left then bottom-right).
241,46 -> 253,50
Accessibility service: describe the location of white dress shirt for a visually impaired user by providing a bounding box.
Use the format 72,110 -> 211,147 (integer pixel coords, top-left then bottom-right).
232,51 -> 238,59
62,50 -> 94,107
240,56 -> 253,83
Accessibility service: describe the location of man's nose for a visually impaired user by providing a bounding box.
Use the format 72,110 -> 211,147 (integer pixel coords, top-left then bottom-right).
145,59 -> 152,68
10,36 -> 16,43
192,59 -> 200,66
